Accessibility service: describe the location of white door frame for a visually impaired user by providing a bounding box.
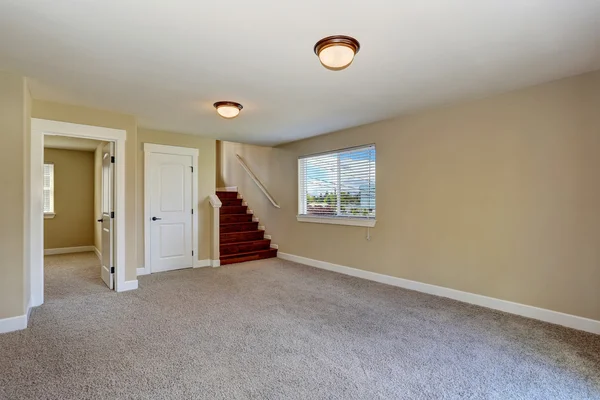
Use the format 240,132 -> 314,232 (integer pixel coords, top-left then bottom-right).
141,143 -> 199,276
100,142 -> 115,289
30,118 -> 127,307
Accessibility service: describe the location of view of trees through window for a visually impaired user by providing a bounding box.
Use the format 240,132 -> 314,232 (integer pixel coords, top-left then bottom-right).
299,145 -> 376,218
306,192 -> 371,217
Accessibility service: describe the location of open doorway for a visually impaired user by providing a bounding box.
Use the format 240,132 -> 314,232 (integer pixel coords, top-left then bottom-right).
43,136 -> 115,293
30,119 -> 128,308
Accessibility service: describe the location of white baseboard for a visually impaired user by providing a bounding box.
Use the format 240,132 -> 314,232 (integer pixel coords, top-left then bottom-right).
194,259 -> 211,268
118,280 -> 138,292
93,247 -> 101,259
270,244 -> 279,249
0,313 -> 28,334
278,252 -> 600,335
0,296 -> 33,334
139,260 -> 204,274
44,246 -> 96,255
216,186 -> 238,192
193,259 -> 220,268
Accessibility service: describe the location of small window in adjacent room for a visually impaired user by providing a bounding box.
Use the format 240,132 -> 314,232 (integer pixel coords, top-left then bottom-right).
297,144 -> 376,227
43,163 -> 55,218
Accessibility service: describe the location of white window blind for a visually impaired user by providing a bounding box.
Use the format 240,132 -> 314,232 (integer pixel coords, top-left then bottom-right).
298,144 -> 375,222
43,163 -> 54,214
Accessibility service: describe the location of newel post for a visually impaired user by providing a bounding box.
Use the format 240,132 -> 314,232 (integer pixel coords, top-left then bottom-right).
208,194 -> 222,267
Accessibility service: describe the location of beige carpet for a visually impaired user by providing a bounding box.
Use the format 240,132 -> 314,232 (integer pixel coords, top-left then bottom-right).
0,252 -> 599,399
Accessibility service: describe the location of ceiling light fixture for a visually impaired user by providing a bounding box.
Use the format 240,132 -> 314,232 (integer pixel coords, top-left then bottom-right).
314,35 -> 360,71
213,101 -> 243,119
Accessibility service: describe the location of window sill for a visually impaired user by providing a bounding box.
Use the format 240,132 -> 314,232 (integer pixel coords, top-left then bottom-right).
44,213 -> 56,219
297,215 -> 376,227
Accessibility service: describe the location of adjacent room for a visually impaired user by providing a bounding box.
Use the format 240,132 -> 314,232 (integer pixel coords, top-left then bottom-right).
42,135 -> 116,297
0,1 -> 599,399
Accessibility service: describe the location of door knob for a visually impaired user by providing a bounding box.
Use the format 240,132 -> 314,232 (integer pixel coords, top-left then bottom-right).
97,218 -> 103,222
152,216 -> 162,221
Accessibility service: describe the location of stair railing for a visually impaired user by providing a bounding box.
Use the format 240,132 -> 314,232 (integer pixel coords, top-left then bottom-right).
236,154 -> 281,209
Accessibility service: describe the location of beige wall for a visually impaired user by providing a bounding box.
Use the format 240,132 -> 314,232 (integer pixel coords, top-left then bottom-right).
220,70 -> 600,321
43,149 -> 95,249
137,128 -> 216,264
22,80 -> 32,314
216,140 -> 225,188
0,72 -> 29,319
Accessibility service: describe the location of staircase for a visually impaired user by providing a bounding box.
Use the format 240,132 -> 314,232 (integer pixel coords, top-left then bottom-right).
217,191 -> 278,265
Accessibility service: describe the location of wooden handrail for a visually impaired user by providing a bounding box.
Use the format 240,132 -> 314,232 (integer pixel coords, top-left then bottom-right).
236,154 -> 281,208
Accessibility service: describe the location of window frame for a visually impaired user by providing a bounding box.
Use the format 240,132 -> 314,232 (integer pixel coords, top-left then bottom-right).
43,162 -> 55,219
297,144 -> 376,228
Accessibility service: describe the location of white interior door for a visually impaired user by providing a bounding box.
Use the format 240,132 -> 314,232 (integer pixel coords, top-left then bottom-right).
100,142 -> 114,289
148,153 -> 193,273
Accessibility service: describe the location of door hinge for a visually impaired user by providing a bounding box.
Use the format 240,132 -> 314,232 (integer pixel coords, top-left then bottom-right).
110,267 -> 115,274
191,209 -> 194,215
192,250 -> 194,256
191,166 -> 193,173
111,156 -> 115,164
111,211 -> 115,219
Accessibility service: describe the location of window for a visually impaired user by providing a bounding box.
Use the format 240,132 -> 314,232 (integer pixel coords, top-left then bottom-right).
43,163 -> 55,218
298,144 -> 376,227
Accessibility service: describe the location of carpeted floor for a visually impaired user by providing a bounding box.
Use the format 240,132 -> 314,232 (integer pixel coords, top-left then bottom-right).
0,253 -> 599,399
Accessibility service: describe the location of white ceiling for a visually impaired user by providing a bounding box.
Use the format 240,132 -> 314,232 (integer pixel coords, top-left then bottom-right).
1,1 -> 599,145
44,135 -> 101,152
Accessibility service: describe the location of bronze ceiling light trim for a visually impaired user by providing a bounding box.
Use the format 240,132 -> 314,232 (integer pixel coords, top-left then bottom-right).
213,101 -> 243,119
314,35 -> 361,71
